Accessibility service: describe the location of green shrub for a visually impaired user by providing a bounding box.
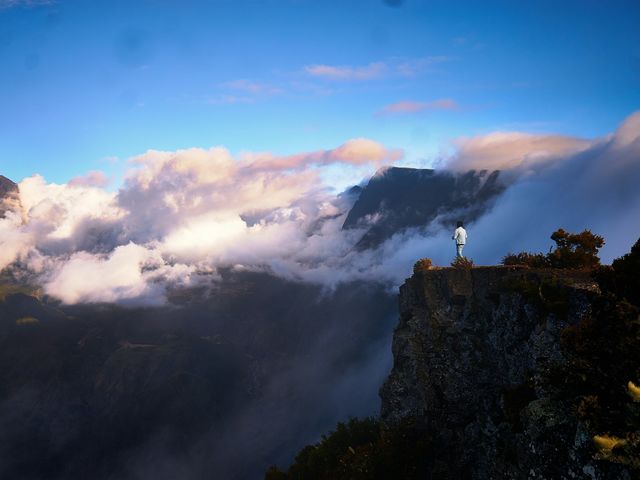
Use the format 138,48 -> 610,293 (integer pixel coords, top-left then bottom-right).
413,258 -> 433,274
451,256 -> 474,269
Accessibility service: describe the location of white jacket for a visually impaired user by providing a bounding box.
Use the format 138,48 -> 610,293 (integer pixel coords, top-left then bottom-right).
453,226 -> 467,245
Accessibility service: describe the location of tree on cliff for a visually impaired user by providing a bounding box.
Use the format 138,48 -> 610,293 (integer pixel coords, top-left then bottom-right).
547,228 -> 605,269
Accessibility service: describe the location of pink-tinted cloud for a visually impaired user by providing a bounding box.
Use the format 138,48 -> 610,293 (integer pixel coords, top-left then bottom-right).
245,138 -> 403,171
447,131 -> 592,171
69,170 -> 109,188
377,98 -> 458,116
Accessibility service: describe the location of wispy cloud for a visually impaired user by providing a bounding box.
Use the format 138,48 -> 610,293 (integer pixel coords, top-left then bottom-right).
0,0 -> 54,8
221,79 -> 284,96
206,94 -> 255,105
395,56 -> 450,76
208,79 -> 284,104
377,98 -> 458,116
304,62 -> 388,81
243,138 -> 403,171
304,56 -> 450,81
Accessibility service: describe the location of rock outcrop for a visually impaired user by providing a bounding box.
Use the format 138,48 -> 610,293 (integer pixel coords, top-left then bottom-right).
380,266 -> 633,479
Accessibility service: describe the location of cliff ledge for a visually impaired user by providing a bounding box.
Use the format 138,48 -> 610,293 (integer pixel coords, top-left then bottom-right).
380,266 -> 632,479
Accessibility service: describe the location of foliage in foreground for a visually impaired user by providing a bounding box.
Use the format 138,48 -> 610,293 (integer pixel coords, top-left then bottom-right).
265,417 -> 432,480
503,228 -> 605,269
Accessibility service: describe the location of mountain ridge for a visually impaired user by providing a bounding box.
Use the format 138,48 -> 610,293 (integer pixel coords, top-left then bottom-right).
342,167 -> 504,249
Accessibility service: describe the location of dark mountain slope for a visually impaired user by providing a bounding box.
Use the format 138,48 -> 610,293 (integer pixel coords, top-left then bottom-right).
343,167 -> 504,249
0,271 -> 398,480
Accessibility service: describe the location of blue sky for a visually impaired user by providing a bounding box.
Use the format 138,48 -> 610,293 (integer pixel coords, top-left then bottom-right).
1,0 -> 639,186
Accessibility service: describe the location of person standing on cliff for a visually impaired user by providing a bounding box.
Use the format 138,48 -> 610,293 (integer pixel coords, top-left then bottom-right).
452,221 -> 467,258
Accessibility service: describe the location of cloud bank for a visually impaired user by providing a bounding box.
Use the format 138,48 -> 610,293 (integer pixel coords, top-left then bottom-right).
2,112 -> 640,304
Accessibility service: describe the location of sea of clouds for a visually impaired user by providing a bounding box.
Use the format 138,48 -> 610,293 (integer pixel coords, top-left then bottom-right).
1,111 -> 639,304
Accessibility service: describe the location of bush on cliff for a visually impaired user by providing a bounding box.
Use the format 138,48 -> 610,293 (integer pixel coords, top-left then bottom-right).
502,228 -> 604,269
451,256 -> 474,269
413,258 -> 433,274
547,228 -> 605,269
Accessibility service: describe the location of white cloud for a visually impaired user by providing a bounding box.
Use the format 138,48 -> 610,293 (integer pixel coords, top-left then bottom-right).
42,242 -> 195,305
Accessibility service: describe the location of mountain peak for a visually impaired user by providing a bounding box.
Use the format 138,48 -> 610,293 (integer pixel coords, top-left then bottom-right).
0,175 -> 22,218
342,167 -> 504,249
0,175 -> 18,193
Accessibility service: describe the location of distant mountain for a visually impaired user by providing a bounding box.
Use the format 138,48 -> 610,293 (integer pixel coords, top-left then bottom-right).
0,175 -> 21,218
342,167 -> 504,249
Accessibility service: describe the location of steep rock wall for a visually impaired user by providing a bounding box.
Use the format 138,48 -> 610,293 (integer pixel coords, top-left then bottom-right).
380,267 -> 631,479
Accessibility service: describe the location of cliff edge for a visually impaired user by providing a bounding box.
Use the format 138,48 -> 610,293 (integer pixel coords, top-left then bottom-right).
380,266 -> 633,479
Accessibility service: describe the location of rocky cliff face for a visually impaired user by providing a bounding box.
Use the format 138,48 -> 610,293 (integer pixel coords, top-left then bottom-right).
380,267 -> 633,480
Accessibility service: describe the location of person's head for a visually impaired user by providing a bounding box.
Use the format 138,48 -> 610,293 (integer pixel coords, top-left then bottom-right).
457,221 -> 464,228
